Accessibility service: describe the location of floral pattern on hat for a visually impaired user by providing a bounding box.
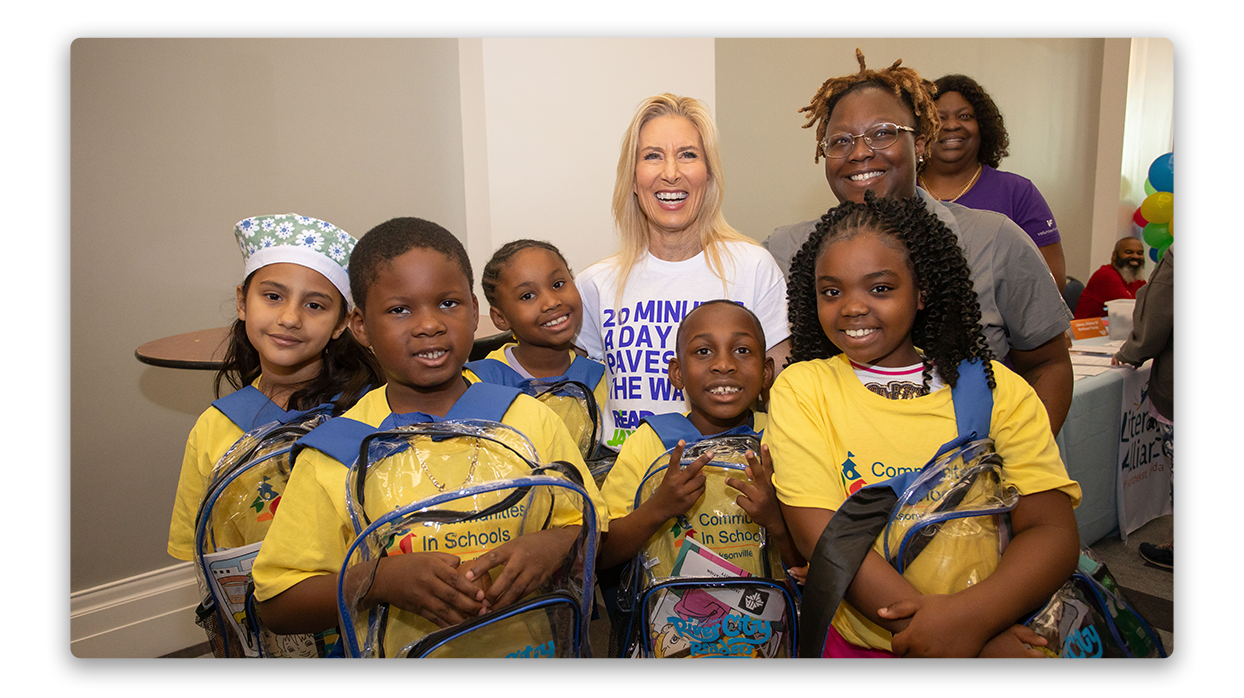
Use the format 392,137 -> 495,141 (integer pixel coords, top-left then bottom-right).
233,213 -> 358,304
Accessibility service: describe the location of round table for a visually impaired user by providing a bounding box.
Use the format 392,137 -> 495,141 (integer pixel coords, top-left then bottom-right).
135,320 -> 512,371
135,326 -> 232,370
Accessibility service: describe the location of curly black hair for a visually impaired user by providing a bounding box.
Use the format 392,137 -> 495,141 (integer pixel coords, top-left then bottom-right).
349,217 -> 474,312
785,191 -> 996,391
480,239 -> 572,307
933,74 -> 1010,169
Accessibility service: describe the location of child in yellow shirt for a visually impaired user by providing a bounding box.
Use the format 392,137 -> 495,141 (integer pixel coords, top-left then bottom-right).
767,193 -> 1081,657
251,218 -> 605,656
466,239 -> 607,460
168,214 -> 381,562
598,300 -> 803,574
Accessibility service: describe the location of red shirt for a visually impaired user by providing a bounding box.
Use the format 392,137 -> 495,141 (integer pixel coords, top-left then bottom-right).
1074,263 -> 1146,319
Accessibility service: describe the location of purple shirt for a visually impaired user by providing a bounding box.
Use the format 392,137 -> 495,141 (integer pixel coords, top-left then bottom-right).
953,166 -> 1060,248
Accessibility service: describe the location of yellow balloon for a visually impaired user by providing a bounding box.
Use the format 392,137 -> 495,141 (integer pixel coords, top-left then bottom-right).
1141,192 -> 1174,225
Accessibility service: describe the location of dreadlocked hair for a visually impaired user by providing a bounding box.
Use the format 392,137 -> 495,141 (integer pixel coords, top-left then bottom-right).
480,239 -> 572,307
933,74 -> 1010,169
785,190 -> 996,391
798,48 -> 940,167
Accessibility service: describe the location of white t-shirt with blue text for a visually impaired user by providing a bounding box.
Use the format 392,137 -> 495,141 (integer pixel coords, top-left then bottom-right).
575,240 -> 790,450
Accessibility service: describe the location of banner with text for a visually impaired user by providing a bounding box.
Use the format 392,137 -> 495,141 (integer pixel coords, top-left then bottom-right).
1115,361 -> 1172,540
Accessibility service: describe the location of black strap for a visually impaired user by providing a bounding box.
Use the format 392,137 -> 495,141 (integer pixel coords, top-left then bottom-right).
799,483 -> 901,658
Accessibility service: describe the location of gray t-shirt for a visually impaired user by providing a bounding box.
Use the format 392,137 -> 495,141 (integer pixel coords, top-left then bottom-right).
765,189 -> 1070,360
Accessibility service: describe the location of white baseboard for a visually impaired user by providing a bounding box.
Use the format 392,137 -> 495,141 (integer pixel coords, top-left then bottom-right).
71,562 -> 206,658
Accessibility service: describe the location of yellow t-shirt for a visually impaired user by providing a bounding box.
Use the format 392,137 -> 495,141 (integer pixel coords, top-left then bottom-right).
252,384 -> 606,656
464,343 -> 607,458
168,380 -> 294,561
765,355 -> 1081,651
600,413 -> 771,579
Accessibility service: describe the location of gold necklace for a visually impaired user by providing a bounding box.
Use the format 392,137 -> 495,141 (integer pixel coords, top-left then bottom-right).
921,162 -> 982,202
416,439 -> 481,492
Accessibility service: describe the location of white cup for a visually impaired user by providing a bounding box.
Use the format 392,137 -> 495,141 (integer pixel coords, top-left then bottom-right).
1106,299 -> 1136,340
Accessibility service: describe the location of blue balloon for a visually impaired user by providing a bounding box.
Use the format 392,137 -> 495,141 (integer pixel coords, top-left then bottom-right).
1148,152 -> 1174,193
1149,246 -> 1159,262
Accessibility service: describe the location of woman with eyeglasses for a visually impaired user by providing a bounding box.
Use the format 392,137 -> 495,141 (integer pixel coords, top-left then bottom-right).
765,50 -> 1072,437
920,74 -> 1067,292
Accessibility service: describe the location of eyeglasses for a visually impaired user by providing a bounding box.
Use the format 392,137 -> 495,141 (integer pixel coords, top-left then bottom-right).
820,123 -> 917,158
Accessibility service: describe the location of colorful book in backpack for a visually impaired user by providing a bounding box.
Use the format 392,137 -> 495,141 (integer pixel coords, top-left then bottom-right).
619,414 -> 798,658
193,386 -> 339,658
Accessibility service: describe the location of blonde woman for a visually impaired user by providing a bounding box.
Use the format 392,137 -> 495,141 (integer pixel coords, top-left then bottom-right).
575,94 -> 791,451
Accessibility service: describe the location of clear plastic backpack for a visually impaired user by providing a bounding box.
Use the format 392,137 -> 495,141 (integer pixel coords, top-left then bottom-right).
335,420 -> 599,658
617,430 -> 799,658
800,360 -> 1167,658
518,377 -> 603,463
193,405 -> 339,658
465,356 -> 606,464
1024,547 -> 1167,658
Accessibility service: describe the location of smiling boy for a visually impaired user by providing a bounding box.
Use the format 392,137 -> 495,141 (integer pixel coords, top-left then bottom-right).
251,218 -> 606,653
596,300 -> 801,572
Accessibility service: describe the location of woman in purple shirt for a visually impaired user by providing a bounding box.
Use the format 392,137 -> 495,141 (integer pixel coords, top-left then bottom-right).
920,74 -> 1067,292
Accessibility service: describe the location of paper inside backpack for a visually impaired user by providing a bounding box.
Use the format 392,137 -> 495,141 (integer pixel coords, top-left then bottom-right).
661,537 -> 784,623
202,541 -> 263,657
671,536 -> 749,578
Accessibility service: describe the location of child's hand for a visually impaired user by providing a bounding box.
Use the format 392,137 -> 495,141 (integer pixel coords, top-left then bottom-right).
648,441 -> 710,521
978,624 -> 1049,658
877,593 -> 992,658
369,551 -> 487,628
462,526 -> 581,611
726,445 -> 784,534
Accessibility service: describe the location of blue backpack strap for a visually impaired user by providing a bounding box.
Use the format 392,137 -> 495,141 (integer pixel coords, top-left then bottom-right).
639,413 -> 702,450
564,356 -> 606,390
951,359 -> 992,442
924,359 -> 994,463
445,382 -> 521,422
297,383 -> 523,467
641,412 -> 761,450
463,358 -> 525,388
212,385 -> 295,432
294,417 -> 378,467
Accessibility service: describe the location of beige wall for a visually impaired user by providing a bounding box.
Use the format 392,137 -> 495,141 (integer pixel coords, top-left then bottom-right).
715,38 -> 1106,283
70,38 -> 466,591
460,38 -> 716,288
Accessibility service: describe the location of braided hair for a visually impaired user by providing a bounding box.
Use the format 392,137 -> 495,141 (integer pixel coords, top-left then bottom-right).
933,74 -> 1010,169
785,191 -> 996,391
798,49 -> 941,167
480,239 -> 572,307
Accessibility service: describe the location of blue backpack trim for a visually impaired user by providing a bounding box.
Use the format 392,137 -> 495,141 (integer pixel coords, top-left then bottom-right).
213,385 -> 341,433
640,412 -> 760,450
295,383 -> 523,467
213,386 -> 294,432
466,355 -> 605,391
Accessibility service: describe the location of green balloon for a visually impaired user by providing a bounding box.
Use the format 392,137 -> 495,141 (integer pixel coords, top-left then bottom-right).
1143,222 -> 1172,249
1144,178 -> 1156,196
